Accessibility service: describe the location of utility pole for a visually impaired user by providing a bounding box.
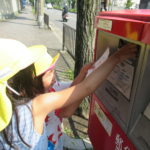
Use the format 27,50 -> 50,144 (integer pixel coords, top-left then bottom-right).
37,0 -> 45,28
34,0 -> 36,8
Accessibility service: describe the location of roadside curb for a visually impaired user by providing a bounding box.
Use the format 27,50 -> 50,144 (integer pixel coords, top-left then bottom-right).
48,21 -> 63,44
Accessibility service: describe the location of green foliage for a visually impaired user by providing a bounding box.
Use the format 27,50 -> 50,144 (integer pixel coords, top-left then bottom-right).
29,0 -> 34,5
125,0 -> 133,9
32,7 -> 35,14
62,69 -> 74,80
66,70 -> 74,80
45,0 -> 61,6
69,8 -> 77,13
44,0 -> 77,10
63,127 -> 73,137
53,5 -> 62,10
45,0 -> 51,4
52,6 -> 76,13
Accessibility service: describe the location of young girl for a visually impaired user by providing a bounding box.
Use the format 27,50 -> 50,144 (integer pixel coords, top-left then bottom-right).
33,50 -> 93,150
0,39 -> 137,150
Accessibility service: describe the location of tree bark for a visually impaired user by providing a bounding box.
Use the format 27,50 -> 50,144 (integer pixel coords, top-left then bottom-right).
139,0 -> 150,9
74,0 -> 100,117
74,0 -> 100,77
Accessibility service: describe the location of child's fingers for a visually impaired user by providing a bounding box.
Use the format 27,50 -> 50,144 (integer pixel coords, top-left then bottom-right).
121,44 -> 137,53
117,43 -> 138,61
82,63 -> 93,71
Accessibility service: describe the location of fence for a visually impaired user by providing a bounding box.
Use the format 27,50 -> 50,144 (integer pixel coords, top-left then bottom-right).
44,13 -> 50,28
62,23 -> 76,59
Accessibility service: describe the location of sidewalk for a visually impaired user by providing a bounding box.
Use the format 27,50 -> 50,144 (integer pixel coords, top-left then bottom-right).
0,5 -> 93,150
0,5 -> 74,81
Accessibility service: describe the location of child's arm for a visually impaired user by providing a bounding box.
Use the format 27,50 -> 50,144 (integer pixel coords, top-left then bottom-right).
32,44 -> 137,133
57,63 -> 93,117
71,63 -> 93,85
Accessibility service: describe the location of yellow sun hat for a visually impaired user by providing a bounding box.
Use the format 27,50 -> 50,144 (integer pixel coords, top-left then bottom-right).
33,46 -> 60,76
0,38 -> 46,131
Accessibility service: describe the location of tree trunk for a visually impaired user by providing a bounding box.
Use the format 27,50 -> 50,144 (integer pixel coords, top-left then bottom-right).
74,0 -> 100,117
74,0 -> 100,77
37,0 -> 45,28
20,0 -> 23,10
71,0 -> 76,9
139,0 -> 150,9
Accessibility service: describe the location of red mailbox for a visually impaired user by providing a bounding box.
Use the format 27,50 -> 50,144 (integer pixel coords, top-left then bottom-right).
88,10 -> 150,150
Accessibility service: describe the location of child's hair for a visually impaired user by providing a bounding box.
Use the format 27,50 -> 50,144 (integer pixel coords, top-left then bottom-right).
3,64 -> 45,149
7,64 -> 44,102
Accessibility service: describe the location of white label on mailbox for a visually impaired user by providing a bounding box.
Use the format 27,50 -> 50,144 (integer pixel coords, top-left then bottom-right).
94,101 -> 112,136
98,19 -> 112,31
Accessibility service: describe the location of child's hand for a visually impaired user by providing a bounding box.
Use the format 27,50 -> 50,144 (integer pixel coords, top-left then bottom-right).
71,63 -> 93,86
80,62 -> 94,77
42,69 -> 56,91
114,44 -> 137,62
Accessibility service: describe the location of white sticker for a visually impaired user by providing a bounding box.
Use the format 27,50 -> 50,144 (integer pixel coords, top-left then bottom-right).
107,61 -> 134,99
98,19 -> 112,31
94,101 -> 112,136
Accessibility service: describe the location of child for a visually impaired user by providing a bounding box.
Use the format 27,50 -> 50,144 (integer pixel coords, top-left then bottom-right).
0,39 -> 137,150
33,49 -> 93,150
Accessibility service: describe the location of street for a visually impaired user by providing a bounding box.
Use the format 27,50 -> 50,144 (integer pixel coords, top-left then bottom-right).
44,8 -> 76,32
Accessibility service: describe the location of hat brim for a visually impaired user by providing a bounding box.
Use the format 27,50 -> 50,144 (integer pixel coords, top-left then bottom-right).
35,53 -> 60,76
0,44 -> 46,131
0,84 -> 12,131
21,45 -> 47,70
39,53 -> 60,75
0,45 -> 46,82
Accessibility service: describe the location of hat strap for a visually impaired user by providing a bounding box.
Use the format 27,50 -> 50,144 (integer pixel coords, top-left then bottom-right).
3,81 -> 21,96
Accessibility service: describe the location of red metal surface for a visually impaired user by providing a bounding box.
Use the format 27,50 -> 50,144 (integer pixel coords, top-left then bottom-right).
96,16 -> 144,41
93,29 -> 99,61
88,11 -> 150,150
96,9 -> 150,46
88,94 -> 136,150
141,23 -> 150,44
99,9 -> 150,22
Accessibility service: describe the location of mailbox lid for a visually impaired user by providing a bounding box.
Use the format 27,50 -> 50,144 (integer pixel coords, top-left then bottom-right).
95,9 -> 150,44
95,16 -> 145,42
99,9 -> 150,22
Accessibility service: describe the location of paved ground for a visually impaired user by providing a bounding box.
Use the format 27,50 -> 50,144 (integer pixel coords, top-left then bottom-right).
0,6 -> 74,81
0,5 -> 93,150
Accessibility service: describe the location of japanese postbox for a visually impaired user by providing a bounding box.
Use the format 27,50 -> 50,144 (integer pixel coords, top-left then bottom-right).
88,10 -> 150,150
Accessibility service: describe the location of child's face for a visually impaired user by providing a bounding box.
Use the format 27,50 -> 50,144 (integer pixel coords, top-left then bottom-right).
42,69 -> 56,91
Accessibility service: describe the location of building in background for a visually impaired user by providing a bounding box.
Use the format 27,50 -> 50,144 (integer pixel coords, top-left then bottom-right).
0,0 -> 21,20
